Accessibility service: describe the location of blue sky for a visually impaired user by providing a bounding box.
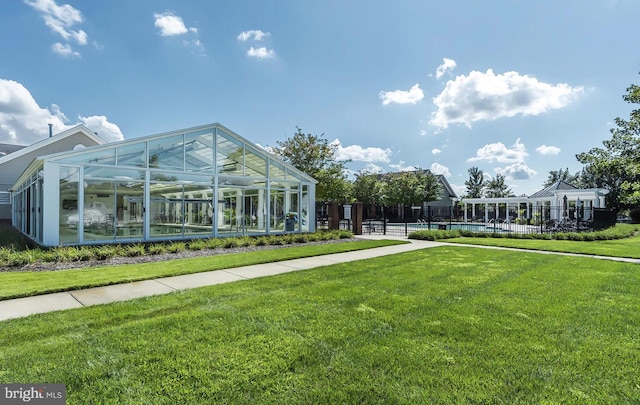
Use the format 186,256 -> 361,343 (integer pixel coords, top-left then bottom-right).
1,0 -> 639,196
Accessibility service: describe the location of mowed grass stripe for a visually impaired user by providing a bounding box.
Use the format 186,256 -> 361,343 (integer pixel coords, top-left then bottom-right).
1,246 -> 638,403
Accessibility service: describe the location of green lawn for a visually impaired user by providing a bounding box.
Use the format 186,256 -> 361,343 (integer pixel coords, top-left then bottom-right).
0,240 -> 404,301
2,246 -> 638,403
445,232 -> 640,258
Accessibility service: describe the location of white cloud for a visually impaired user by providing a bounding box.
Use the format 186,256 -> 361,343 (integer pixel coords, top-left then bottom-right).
51,42 -> 79,58
25,0 -> 89,56
431,148 -> 441,155
247,46 -> 275,60
419,129 -> 428,136
183,39 -> 206,56
379,84 -> 424,105
332,139 -> 392,163
467,138 -> 528,164
429,69 -> 584,129
364,163 -> 384,174
435,57 -> 456,79
496,161 -> 537,180
449,182 -> 467,197
237,30 -> 270,41
389,160 -> 417,172
0,78 -> 123,144
154,12 -> 196,36
77,115 -> 124,142
536,144 -> 561,155
430,162 -> 451,177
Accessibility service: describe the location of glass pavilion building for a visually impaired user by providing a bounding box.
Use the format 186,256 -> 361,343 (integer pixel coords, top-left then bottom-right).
11,123 -> 316,246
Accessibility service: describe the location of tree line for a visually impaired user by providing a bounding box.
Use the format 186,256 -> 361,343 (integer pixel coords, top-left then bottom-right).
275,75 -> 640,212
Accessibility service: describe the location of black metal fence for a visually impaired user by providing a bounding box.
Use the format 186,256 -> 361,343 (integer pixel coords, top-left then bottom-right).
317,205 -> 617,237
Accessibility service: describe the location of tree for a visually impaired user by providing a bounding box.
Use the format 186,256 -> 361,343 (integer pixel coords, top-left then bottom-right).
542,168 -> 579,188
380,169 -> 441,207
485,173 -> 514,198
352,170 -> 383,216
464,166 -> 486,198
576,79 -> 640,210
274,127 -> 351,202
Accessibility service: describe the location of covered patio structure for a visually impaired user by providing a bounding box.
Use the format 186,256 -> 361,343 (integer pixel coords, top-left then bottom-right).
461,181 -> 609,225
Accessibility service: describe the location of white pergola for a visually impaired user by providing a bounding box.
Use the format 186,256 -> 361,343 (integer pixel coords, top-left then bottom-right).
461,185 -> 609,224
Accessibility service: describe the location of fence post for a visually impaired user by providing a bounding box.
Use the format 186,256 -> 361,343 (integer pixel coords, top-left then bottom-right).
383,205 -> 386,235
405,221 -> 408,236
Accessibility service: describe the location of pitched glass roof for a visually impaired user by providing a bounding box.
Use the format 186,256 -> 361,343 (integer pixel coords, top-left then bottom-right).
43,123 -> 316,183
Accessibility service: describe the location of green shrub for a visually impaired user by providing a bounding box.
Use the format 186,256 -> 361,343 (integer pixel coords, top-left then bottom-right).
187,239 -> 207,251
206,238 -> 223,249
94,245 -> 118,260
222,238 -> 239,248
147,244 -> 167,255
167,242 -> 186,253
124,244 -> 146,257
254,236 -> 268,246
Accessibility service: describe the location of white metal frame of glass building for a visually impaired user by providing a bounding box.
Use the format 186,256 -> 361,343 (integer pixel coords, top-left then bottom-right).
11,123 -> 316,246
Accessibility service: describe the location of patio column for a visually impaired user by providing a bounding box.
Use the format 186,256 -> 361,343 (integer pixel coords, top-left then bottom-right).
495,203 -> 499,222
484,204 -> 488,223
464,202 -> 468,222
471,204 -> 476,221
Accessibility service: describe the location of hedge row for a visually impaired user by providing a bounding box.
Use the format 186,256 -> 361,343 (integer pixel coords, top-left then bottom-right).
408,224 -> 639,242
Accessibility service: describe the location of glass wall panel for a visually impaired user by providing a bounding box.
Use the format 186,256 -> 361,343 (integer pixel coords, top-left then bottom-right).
149,134 -> 184,171
269,162 -> 286,179
59,166 -> 79,244
83,179 -> 116,242
218,187 -> 242,234
244,188 -> 266,234
270,189 -> 285,231
183,184 -> 213,236
185,130 -> 214,172
116,142 -> 147,168
301,185 -> 310,232
150,183 -> 184,238
115,180 -> 144,240
217,132 -> 243,176
245,147 -> 267,177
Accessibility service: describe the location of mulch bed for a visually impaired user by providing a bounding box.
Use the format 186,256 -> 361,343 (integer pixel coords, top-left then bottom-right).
1,238 -> 359,273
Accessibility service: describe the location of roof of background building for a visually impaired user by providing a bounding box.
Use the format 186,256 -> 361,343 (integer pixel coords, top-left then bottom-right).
528,180 -> 578,199
0,125 -> 106,166
0,143 -> 26,157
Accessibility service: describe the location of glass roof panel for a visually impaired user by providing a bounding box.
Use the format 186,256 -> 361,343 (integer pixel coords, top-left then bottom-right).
148,134 -> 184,171
116,142 -> 147,168
269,161 -> 286,180
286,169 -> 306,181
216,131 -> 243,176
245,147 -> 266,177
85,166 -> 144,181
53,147 -> 116,165
185,129 -> 214,172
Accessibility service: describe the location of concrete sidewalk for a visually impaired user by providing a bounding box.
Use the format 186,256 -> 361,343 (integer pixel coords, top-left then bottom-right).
0,238 -> 440,322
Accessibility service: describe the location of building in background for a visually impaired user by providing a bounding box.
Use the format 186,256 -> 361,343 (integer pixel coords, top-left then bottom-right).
0,126 -> 105,223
